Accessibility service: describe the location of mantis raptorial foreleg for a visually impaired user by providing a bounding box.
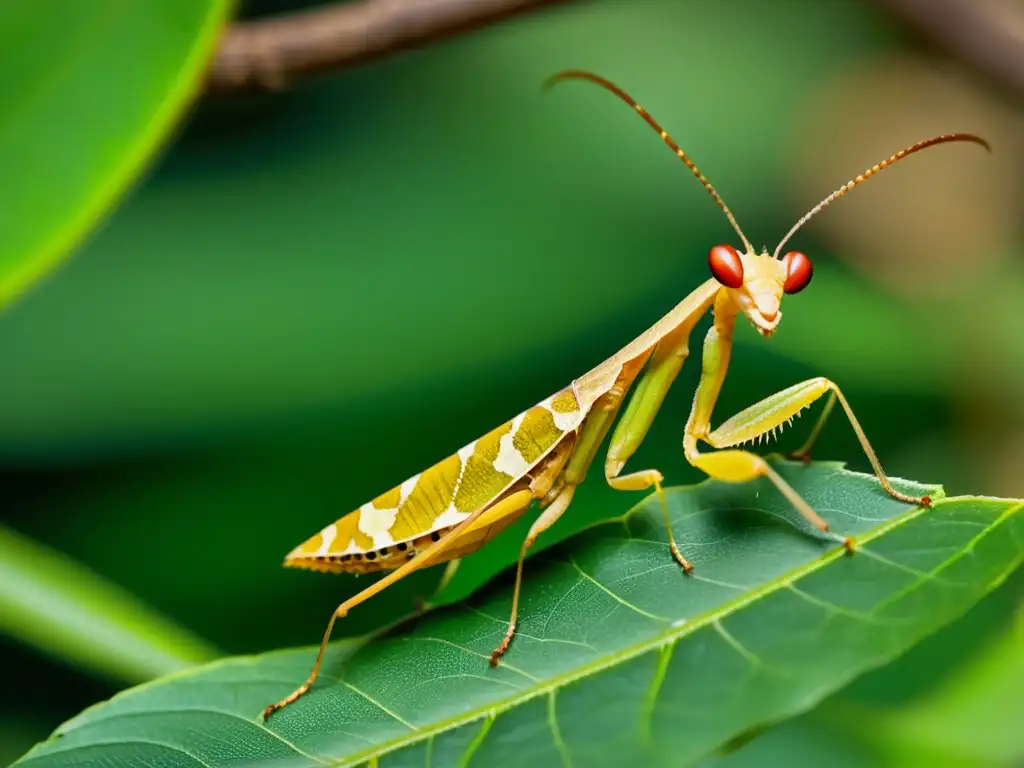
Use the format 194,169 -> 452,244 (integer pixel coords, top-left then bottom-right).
788,391 -> 837,462
682,314 -> 931,549
707,379 -> 930,507
682,321 -> 839,537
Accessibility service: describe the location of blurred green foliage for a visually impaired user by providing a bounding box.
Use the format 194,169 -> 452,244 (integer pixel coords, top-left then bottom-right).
1,0 -> 1021,764
0,524 -> 219,685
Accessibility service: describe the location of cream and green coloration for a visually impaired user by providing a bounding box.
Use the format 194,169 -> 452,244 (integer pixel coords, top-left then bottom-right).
286,387 -> 585,573
263,69 -> 988,721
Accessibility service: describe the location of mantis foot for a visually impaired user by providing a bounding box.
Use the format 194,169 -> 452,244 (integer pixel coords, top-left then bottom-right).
490,623 -> 515,667
670,542 -> 695,574
787,450 -> 812,465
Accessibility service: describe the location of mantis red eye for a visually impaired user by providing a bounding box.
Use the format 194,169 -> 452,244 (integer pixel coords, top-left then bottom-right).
782,251 -> 813,294
708,244 -> 744,288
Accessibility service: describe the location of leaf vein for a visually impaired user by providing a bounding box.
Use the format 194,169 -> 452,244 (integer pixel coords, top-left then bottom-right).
639,642 -> 674,747
16,737 -> 214,768
712,619 -> 767,669
867,501 -> 1023,617
457,713 -> 494,768
30,706 -> 328,764
409,636 -> 540,682
567,555 -> 670,622
337,680 -> 417,731
784,584 -> 893,624
547,691 -> 573,768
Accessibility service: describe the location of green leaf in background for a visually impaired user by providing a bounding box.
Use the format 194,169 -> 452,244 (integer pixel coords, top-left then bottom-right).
13,461 -> 1022,767
0,0 -> 234,309
0,524 -> 220,685
863,601 -> 1023,766
709,573 -> 1023,768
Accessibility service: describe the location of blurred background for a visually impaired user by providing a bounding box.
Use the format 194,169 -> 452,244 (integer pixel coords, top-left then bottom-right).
1,0 -> 1021,764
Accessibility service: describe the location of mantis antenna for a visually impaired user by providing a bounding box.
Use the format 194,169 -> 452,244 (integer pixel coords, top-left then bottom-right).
772,132 -> 991,259
545,69 -> 755,254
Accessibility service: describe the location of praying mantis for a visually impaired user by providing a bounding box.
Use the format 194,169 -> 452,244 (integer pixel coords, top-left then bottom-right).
262,69 -> 989,720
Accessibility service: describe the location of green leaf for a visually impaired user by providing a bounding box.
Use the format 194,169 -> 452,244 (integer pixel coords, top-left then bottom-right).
13,461 -> 1022,767
0,0 -> 234,309
0,524 -> 220,684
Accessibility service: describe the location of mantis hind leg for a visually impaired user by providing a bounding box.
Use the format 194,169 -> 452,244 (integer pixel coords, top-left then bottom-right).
599,328 -> 701,571
412,558 -> 463,614
262,487 -> 536,720
433,558 -> 461,595
559,336 -> 698,573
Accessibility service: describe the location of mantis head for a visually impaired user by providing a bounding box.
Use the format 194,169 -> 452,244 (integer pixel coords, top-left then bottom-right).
708,245 -> 812,338
696,128 -> 990,340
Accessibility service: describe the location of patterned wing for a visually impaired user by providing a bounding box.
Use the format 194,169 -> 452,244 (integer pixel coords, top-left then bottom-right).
284,387 -> 584,573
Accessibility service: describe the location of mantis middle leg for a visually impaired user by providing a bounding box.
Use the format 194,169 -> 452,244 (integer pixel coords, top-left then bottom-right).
540,320 -> 707,574
600,321 -> 705,571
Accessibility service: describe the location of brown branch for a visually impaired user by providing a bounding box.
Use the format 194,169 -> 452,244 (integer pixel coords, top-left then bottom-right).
874,0 -> 1024,97
207,0 -> 569,95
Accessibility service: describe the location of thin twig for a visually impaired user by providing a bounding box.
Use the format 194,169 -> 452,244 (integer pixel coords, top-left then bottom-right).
874,0 -> 1024,97
207,0 -> 569,94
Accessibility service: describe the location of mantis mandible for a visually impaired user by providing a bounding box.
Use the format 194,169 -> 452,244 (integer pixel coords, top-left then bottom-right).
263,69 -> 988,719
